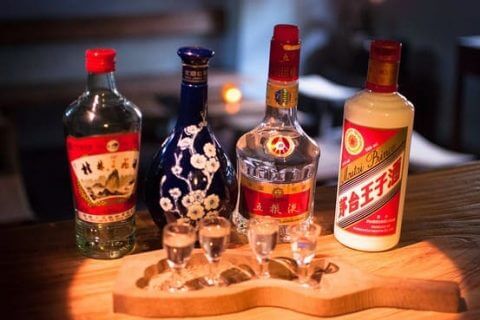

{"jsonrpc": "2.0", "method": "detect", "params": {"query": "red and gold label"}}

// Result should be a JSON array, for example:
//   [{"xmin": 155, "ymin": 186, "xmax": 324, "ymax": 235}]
[
  {"xmin": 336, "ymin": 120, "xmax": 407, "ymax": 236},
  {"xmin": 266, "ymin": 82, "xmax": 298, "ymax": 109},
  {"xmin": 66, "ymin": 132, "xmax": 140, "ymax": 223},
  {"xmin": 240, "ymin": 175, "xmax": 313, "ymax": 224}
]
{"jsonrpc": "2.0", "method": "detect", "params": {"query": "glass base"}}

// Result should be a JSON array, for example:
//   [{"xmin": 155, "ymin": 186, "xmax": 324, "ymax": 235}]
[
  {"xmin": 75, "ymin": 216, "xmax": 135, "ymax": 259},
  {"xmin": 161, "ymin": 281, "xmax": 189, "ymax": 293}
]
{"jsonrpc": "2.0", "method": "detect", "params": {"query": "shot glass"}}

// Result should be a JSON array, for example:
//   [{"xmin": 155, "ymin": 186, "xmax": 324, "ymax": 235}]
[
  {"xmin": 247, "ymin": 216, "xmax": 279, "ymax": 279},
  {"xmin": 288, "ymin": 222, "xmax": 321, "ymax": 287},
  {"xmin": 198, "ymin": 216, "xmax": 231, "ymax": 286},
  {"xmin": 162, "ymin": 221, "xmax": 196, "ymax": 292}
]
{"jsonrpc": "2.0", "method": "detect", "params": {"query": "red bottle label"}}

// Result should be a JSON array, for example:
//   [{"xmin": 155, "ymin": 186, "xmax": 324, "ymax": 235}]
[
  {"xmin": 336, "ymin": 120, "xmax": 407, "ymax": 236},
  {"xmin": 66, "ymin": 132, "xmax": 140, "ymax": 223},
  {"xmin": 240, "ymin": 175, "xmax": 313, "ymax": 224}
]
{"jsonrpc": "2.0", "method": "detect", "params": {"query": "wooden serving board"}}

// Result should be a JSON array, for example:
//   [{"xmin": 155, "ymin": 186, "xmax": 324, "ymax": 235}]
[{"xmin": 113, "ymin": 245, "xmax": 461, "ymax": 318}]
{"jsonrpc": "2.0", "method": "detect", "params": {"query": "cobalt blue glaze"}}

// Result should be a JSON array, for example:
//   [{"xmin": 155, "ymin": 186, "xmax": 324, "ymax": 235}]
[{"xmin": 145, "ymin": 47, "xmax": 238, "ymax": 229}]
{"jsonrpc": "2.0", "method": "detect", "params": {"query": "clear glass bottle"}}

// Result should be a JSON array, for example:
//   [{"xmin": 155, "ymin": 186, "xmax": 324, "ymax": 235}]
[
  {"xmin": 235, "ymin": 25, "xmax": 320, "ymax": 242},
  {"xmin": 63, "ymin": 48, "xmax": 142, "ymax": 259},
  {"xmin": 334, "ymin": 40, "xmax": 414, "ymax": 251}
]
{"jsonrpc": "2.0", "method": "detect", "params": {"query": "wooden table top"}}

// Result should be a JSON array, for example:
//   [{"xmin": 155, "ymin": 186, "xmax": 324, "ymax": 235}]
[{"xmin": 1, "ymin": 162, "xmax": 480, "ymax": 319}]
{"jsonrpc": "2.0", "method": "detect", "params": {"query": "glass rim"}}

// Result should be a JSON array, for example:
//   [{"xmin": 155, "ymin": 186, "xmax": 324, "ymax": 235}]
[
  {"xmin": 163, "ymin": 221, "xmax": 196, "ymax": 236},
  {"xmin": 248, "ymin": 216, "xmax": 280, "ymax": 227},
  {"xmin": 198, "ymin": 216, "xmax": 231, "ymax": 229},
  {"xmin": 288, "ymin": 222, "xmax": 321, "ymax": 237}
]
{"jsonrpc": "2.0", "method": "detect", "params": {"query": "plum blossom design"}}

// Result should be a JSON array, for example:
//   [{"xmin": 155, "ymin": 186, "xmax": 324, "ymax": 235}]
[
  {"xmin": 192, "ymin": 190, "xmax": 206, "ymax": 203},
  {"xmin": 185, "ymin": 125, "xmax": 201, "ymax": 135},
  {"xmin": 178, "ymin": 138, "xmax": 193, "ymax": 150},
  {"xmin": 158, "ymin": 114, "xmax": 222, "ymax": 225},
  {"xmin": 190, "ymin": 154, "xmax": 207, "ymax": 169},
  {"xmin": 169, "ymin": 188, "xmax": 181, "ymax": 199},
  {"xmin": 204, "ymin": 194, "xmax": 220, "ymax": 210},
  {"xmin": 205, "ymin": 158, "xmax": 220, "ymax": 173},
  {"xmin": 187, "ymin": 204, "xmax": 205, "ymax": 220},
  {"xmin": 203, "ymin": 143, "xmax": 216, "ymax": 158},
  {"xmin": 171, "ymin": 165, "xmax": 182, "ymax": 175},
  {"xmin": 159, "ymin": 197, "xmax": 173, "ymax": 211},
  {"xmin": 181, "ymin": 193, "xmax": 195, "ymax": 207}
]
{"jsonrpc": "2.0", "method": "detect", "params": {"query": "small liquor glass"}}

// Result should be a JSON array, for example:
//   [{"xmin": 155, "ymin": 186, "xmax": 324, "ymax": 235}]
[
  {"xmin": 288, "ymin": 222, "xmax": 321, "ymax": 287},
  {"xmin": 162, "ymin": 222, "xmax": 196, "ymax": 292},
  {"xmin": 198, "ymin": 216, "xmax": 231, "ymax": 286},
  {"xmin": 247, "ymin": 216, "xmax": 279, "ymax": 279}
]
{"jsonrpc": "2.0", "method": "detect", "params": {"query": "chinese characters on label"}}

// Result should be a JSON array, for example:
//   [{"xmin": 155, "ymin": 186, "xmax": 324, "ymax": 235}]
[
  {"xmin": 240, "ymin": 175, "xmax": 312, "ymax": 224},
  {"xmin": 66, "ymin": 132, "xmax": 140, "ymax": 223},
  {"xmin": 336, "ymin": 120, "xmax": 407, "ymax": 236}
]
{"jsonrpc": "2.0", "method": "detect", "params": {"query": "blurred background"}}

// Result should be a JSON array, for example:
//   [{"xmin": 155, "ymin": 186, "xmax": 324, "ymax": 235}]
[{"xmin": 0, "ymin": 0, "xmax": 479, "ymax": 224}]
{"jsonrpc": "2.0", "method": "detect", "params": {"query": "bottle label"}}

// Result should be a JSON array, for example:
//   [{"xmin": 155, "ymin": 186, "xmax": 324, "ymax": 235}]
[
  {"xmin": 336, "ymin": 120, "xmax": 407, "ymax": 236},
  {"xmin": 66, "ymin": 132, "xmax": 140, "ymax": 223},
  {"xmin": 240, "ymin": 175, "xmax": 312, "ymax": 224},
  {"xmin": 266, "ymin": 82, "xmax": 298, "ymax": 108},
  {"xmin": 182, "ymin": 65, "xmax": 208, "ymax": 84}
]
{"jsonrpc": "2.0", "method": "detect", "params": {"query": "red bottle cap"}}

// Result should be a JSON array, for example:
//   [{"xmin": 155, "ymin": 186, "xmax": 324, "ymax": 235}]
[
  {"xmin": 369, "ymin": 40, "xmax": 401, "ymax": 62},
  {"xmin": 85, "ymin": 48, "xmax": 116, "ymax": 73},
  {"xmin": 268, "ymin": 24, "xmax": 301, "ymax": 81},
  {"xmin": 366, "ymin": 40, "xmax": 402, "ymax": 93}
]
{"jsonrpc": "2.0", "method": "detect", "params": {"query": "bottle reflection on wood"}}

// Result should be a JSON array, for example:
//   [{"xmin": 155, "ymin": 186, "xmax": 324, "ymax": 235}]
[{"xmin": 145, "ymin": 47, "xmax": 237, "ymax": 230}]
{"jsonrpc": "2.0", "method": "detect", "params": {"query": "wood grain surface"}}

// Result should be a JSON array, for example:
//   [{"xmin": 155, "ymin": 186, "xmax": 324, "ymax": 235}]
[
  {"xmin": 113, "ymin": 250, "xmax": 460, "ymax": 317},
  {"xmin": 1, "ymin": 161, "xmax": 480, "ymax": 319}
]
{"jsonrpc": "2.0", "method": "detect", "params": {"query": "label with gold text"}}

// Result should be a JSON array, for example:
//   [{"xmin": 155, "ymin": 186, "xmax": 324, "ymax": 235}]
[
  {"xmin": 336, "ymin": 120, "xmax": 407, "ymax": 236},
  {"xmin": 240, "ymin": 175, "xmax": 313, "ymax": 224},
  {"xmin": 66, "ymin": 132, "xmax": 140, "ymax": 223}
]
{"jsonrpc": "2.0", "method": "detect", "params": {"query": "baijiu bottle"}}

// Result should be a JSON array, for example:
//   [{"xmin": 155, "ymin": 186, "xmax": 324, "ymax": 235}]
[
  {"xmin": 145, "ymin": 47, "xmax": 237, "ymax": 230},
  {"xmin": 64, "ymin": 49, "xmax": 142, "ymax": 259},
  {"xmin": 235, "ymin": 25, "xmax": 320, "ymax": 242}
]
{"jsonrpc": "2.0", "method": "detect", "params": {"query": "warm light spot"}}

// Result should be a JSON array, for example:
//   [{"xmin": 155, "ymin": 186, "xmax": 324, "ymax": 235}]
[{"xmin": 222, "ymin": 83, "xmax": 242, "ymax": 104}]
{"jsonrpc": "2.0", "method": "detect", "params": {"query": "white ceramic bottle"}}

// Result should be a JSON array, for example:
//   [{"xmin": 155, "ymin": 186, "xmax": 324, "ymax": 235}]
[{"xmin": 334, "ymin": 40, "xmax": 414, "ymax": 251}]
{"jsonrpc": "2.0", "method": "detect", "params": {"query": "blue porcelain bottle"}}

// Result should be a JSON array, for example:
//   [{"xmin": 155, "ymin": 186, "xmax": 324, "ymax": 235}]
[{"xmin": 145, "ymin": 47, "xmax": 237, "ymax": 229}]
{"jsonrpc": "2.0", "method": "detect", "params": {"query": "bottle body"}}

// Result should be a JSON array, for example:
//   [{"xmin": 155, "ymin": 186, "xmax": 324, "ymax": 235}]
[
  {"xmin": 334, "ymin": 90, "xmax": 414, "ymax": 251},
  {"xmin": 64, "ymin": 49, "xmax": 142, "ymax": 259},
  {"xmin": 145, "ymin": 47, "xmax": 237, "ymax": 229},
  {"xmin": 334, "ymin": 40, "xmax": 415, "ymax": 251},
  {"xmin": 235, "ymin": 93, "xmax": 320, "ymax": 241}
]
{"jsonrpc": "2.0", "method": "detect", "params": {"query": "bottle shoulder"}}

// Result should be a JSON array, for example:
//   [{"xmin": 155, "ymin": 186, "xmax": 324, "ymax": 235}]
[
  {"xmin": 344, "ymin": 90, "xmax": 414, "ymax": 128},
  {"xmin": 64, "ymin": 91, "xmax": 142, "ymax": 136},
  {"xmin": 236, "ymin": 124, "xmax": 320, "ymax": 165},
  {"xmin": 347, "ymin": 90, "xmax": 414, "ymax": 111}
]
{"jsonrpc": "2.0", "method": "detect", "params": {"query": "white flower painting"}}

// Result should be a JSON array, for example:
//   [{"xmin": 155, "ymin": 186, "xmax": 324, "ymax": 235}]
[
  {"xmin": 158, "ymin": 115, "xmax": 222, "ymax": 224},
  {"xmin": 203, "ymin": 143, "xmax": 216, "ymax": 158},
  {"xmin": 187, "ymin": 204, "xmax": 205, "ymax": 220},
  {"xmin": 168, "ymin": 188, "xmax": 181, "ymax": 199},
  {"xmin": 204, "ymin": 194, "xmax": 220, "ymax": 210},
  {"xmin": 159, "ymin": 197, "xmax": 173, "ymax": 211},
  {"xmin": 190, "ymin": 154, "xmax": 207, "ymax": 169}
]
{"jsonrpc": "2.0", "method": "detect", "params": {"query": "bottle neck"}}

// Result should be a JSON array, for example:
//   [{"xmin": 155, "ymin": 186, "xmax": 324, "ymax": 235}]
[
  {"xmin": 176, "ymin": 82, "xmax": 208, "ymax": 128},
  {"xmin": 264, "ymin": 79, "xmax": 298, "ymax": 126},
  {"xmin": 365, "ymin": 58, "xmax": 399, "ymax": 93},
  {"xmin": 86, "ymin": 72, "xmax": 118, "ymax": 93}
]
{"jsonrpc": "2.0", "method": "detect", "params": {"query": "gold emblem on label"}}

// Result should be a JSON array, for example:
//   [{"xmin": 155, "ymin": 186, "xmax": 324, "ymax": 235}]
[
  {"xmin": 266, "ymin": 135, "xmax": 295, "ymax": 158},
  {"xmin": 345, "ymin": 128, "xmax": 364, "ymax": 155},
  {"xmin": 272, "ymin": 188, "xmax": 284, "ymax": 198},
  {"xmin": 106, "ymin": 140, "xmax": 120, "ymax": 153}
]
